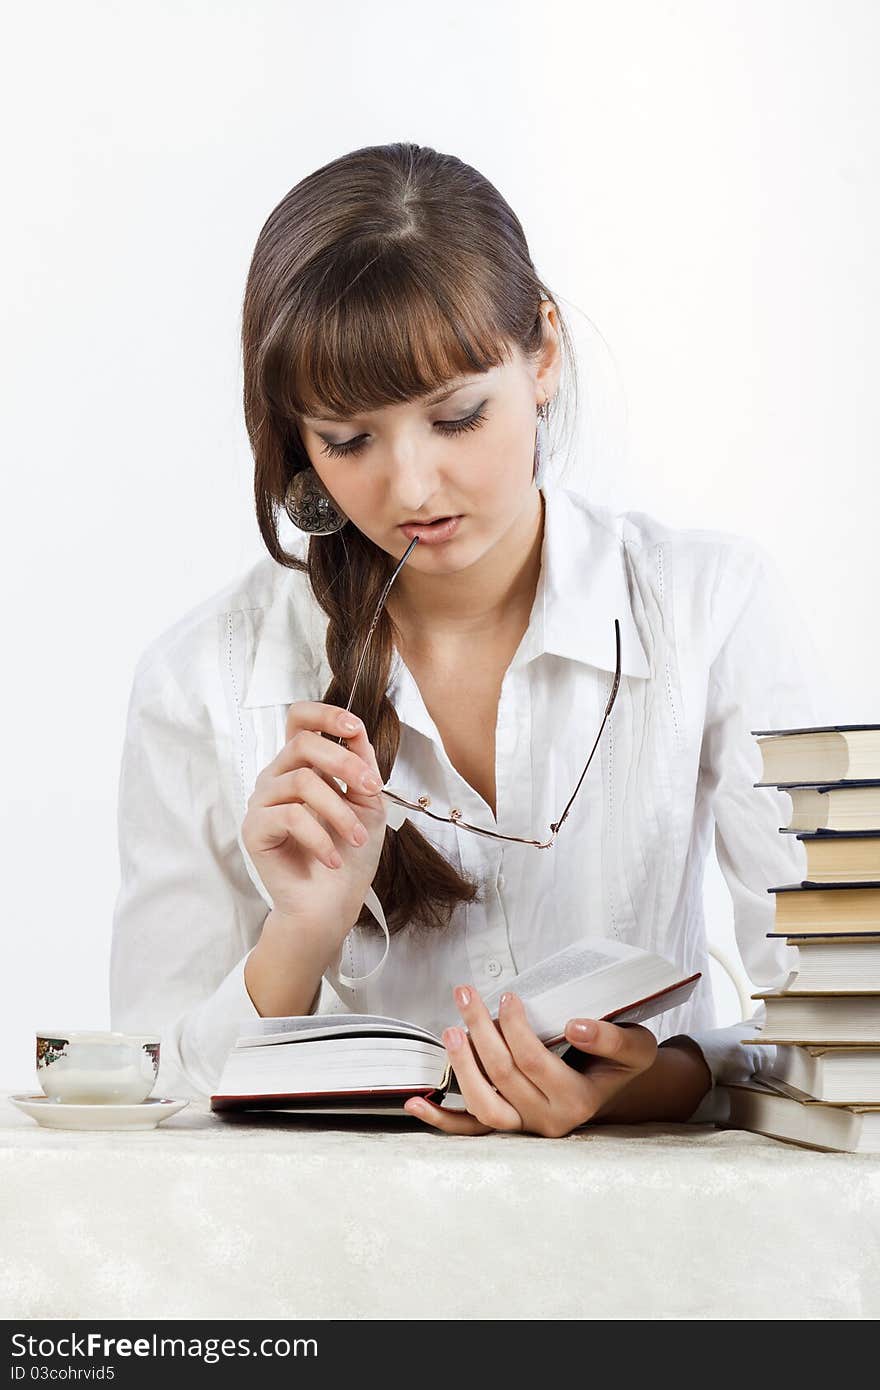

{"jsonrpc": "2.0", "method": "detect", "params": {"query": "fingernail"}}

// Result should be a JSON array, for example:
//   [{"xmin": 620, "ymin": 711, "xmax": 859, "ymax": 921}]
[
  {"xmin": 341, "ymin": 716, "xmax": 361, "ymax": 732},
  {"xmin": 499, "ymin": 992, "xmax": 515, "ymax": 1010},
  {"xmin": 570, "ymin": 1020, "xmax": 596, "ymax": 1039},
  {"xmin": 407, "ymin": 1100, "xmax": 425, "ymax": 1114},
  {"xmin": 362, "ymin": 773, "xmax": 382, "ymax": 792},
  {"xmin": 442, "ymin": 1027, "xmax": 463, "ymax": 1051},
  {"xmin": 454, "ymin": 986, "xmax": 471, "ymax": 1009}
]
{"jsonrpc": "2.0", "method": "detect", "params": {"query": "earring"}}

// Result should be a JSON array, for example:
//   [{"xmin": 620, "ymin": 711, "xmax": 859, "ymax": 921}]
[
  {"xmin": 532, "ymin": 398, "xmax": 552, "ymax": 489},
  {"xmin": 283, "ymin": 466, "xmax": 350, "ymax": 534}
]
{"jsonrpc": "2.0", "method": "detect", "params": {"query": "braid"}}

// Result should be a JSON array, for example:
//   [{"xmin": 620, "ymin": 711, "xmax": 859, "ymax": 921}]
[{"xmin": 307, "ymin": 523, "xmax": 483, "ymax": 939}]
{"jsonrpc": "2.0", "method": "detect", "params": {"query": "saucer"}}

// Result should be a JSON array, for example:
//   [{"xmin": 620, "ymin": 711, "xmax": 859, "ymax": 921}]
[{"xmin": 8, "ymin": 1093, "xmax": 189, "ymax": 1131}]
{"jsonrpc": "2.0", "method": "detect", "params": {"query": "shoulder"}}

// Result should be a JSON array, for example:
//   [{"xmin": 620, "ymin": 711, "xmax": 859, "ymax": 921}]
[
  {"xmin": 569, "ymin": 490, "xmax": 776, "ymax": 650},
  {"xmin": 128, "ymin": 541, "xmax": 315, "ymax": 715},
  {"xmin": 563, "ymin": 486, "xmax": 760, "ymax": 560},
  {"xmin": 616, "ymin": 500, "xmax": 768, "ymax": 585},
  {"xmin": 613, "ymin": 500, "xmax": 771, "ymax": 618}
]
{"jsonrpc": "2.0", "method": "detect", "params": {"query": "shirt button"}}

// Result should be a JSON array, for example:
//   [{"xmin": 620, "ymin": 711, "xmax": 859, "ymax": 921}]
[{"xmin": 486, "ymin": 959, "xmax": 502, "ymax": 978}]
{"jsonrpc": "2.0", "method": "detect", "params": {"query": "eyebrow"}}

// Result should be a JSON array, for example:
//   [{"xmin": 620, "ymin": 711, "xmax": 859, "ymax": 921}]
[
  {"xmin": 302, "ymin": 377, "xmax": 478, "ymax": 425},
  {"xmin": 421, "ymin": 377, "xmax": 475, "ymax": 405}
]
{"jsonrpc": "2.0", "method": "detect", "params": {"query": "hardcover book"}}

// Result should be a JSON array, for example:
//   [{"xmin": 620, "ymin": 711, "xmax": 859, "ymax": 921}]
[
  {"xmin": 768, "ymin": 881, "xmax": 880, "ymax": 934},
  {"xmin": 211, "ymin": 936, "xmax": 700, "ymax": 1118},
  {"xmin": 720, "ymin": 1077, "xmax": 880, "ymax": 1153},
  {"xmin": 751, "ymin": 724, "xmax": 880, "ymax": 784}
]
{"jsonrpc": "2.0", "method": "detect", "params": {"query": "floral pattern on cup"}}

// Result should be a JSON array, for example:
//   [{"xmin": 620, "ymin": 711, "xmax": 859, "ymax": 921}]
[{"xmin": 36, "ymin": 1037, "xmax": 68, "ymax": 1069}]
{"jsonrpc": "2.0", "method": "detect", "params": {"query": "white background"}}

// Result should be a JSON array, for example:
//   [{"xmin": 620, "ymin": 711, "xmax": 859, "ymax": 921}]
[{"xmin": 2, "ymin": 0, "xmax": 877, "ymax": 1090}]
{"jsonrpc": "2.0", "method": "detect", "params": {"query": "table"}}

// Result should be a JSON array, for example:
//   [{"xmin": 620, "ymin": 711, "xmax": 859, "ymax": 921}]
[{"xmin": 2, "ymin": 1094, "xmax": 879, "ymax": 1320}]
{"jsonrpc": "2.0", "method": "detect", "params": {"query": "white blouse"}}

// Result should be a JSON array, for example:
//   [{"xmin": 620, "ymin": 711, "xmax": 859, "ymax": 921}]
[{"xmin": 108, "ymin": 483, "xmax": 833, "ymax": 1124}]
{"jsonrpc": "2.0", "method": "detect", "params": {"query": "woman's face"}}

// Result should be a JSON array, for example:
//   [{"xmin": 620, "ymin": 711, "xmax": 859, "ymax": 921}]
[{"xmin": 295, "ymin": 305, "xmax": 561, "ymax": 574}]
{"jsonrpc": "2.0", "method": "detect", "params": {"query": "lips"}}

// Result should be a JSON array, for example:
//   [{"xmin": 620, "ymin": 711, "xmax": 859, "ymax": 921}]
[{"xmin": 399, "ymin": 515, "xmax": 463, "ymax": 543}]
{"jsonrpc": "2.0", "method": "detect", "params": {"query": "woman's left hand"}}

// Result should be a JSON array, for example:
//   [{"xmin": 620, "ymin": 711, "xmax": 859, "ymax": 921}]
[{"xmin": 403, "ymin": 984, "xmax": 658, "ymax": 1136}]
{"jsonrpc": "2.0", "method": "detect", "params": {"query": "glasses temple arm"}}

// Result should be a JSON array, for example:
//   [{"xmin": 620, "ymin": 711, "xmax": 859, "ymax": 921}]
[
  {"xmin": 333, "ymin": 536, "xmax": 421, "ymax": 742},
  {"xmin": 551, "ymin": 618, "xmax": 622, "ymax": 835}
]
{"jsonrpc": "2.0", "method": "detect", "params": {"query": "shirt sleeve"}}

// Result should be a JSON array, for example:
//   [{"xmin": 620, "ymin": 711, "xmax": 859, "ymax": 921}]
[
  {"xmin": 108, "ymin": 640, "xmax": 319, "ymax": 1101},
  {"xmin": 678, "ymin": 537, "xmax": 839, "ymax": 1124}
]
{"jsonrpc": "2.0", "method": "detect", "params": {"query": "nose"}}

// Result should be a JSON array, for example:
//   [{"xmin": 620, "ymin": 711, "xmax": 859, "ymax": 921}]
[{"xmin": 371, "ymin": 412, "xmax": 464, "ymax": 521}]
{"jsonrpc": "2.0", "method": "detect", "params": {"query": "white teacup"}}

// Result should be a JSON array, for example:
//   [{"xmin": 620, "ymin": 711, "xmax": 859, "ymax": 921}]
[{"xmin": 36, "ymin": 1030, "xmax": 161, "ymax": 1104}]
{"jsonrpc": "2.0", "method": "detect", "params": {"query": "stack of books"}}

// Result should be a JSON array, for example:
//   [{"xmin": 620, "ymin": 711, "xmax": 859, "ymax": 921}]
[{"xmin": 718, "ymin": 724, "xmax": 880, "ymax": 1153}]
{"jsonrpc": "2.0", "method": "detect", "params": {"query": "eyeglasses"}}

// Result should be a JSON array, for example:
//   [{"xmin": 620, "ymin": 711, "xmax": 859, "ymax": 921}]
[{"xmin": 332, "ymin": 535, "xmax": 621, "ymax": 849}]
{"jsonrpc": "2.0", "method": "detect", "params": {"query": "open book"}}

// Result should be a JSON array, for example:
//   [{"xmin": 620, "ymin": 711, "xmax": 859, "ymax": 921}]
[{"xmin": 210, "ymin": 936, "xmax": 700, "ymax": 1118}]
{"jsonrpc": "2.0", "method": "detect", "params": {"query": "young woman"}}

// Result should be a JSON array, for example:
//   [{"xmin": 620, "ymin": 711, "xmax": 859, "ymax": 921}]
[{"xmin": 109, "ymin": 141, "xmax": 828, "ymax": 1135}]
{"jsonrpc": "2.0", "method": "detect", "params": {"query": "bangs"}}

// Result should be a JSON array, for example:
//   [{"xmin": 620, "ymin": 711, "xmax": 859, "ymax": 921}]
[{"xmin": 261, "ymin": 240, "xmax": 516, "ymax": 424}]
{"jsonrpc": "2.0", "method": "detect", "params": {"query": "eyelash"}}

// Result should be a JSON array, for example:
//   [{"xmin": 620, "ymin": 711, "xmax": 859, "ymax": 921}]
[{"xmin": 318, "ymin": 404, "xmax": 489, "ymax": 459}]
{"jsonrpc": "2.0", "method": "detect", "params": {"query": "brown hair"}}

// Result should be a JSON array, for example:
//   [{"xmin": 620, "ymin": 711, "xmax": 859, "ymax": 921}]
[{"xmin": 241, "ymin": 141, "xmax": 579, "ymax": 938}]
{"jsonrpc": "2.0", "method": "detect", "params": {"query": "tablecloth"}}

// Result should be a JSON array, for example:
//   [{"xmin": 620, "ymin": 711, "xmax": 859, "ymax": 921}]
[{"xmin": 2, "ymin": 1094, "xmax": 879, "ymax": 1320}]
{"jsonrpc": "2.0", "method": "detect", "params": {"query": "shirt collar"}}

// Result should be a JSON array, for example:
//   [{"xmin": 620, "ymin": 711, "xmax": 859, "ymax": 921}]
[
  {"xmin": 508, "ymin": 483, "xmax": 651, "ymax": 678},
  {"xmin": 241, "ymin": 483, "xmax": 651, "ymax": 710}
]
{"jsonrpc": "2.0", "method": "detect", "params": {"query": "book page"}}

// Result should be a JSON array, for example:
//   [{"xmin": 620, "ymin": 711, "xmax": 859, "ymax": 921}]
[
  {"xmin": 236, "ymin": 1014, "xmax": 441, "ymax": 1048},
  {"xmin": 230, "ymin": 1039, "xmax": 444, "ymax": 1065},
  {"xmin": 480, "ymin": 938, "xmax": 640, "ymax": 1013}
]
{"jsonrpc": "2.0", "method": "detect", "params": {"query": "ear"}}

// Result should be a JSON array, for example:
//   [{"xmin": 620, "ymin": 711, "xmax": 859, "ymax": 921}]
[{"xmin": 535, "ymin": 299, "xmax": 563, "ymax": 403}]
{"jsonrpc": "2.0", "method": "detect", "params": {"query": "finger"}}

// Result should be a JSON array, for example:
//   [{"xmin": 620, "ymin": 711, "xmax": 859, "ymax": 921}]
[
  {"xmin": 563, "ymin": 1018, "xmax": 657, "ymax": 1071},
  {"xmin": 441, "ymin": 1026, "xmax": 524, "ymax": 1131},
  {"xmin": 454, "ymin": 986, "xmax": 549, "ymax": 1110},
  {"xmin": 246, "ymin": 799, "xmax": 345, "ymax": 868},
  {"xmin": 284, "ymin": 701, "xmax": 365, "ymax": 743},
  {"xmin": 275, "ymin": 728, "xmax": 383, "ymax": 805},
  {"xmin": 283, "ymin": 701, "xmax": 385, "ymax": 802},
  {"xmin": 329, "ymin": 730, "xmax": 387, "ymax": 809},
  {"xmin": 311, "ymin": 702, "xmax": 382, "ymax": 784},
  {"xmin": 494, "ymin": 992, "xmax": 580, "ymax": 1098},
  {"xmin": 262, "ymin": 766, "xmax": 370, "ymax": 850},
  {"xmin": 403, "ymin": 1096, "xmax": 495, "ymax": 1135},
  {"xmin": 332, "ymin": 721, "xmax": 383, "ymax": 782}
]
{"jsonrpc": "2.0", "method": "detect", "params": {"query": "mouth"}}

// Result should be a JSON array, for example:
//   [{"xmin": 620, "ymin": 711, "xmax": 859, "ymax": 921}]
[{"xmin": 398, "ymin": 515, "xmax": 464, "ymax": 542}]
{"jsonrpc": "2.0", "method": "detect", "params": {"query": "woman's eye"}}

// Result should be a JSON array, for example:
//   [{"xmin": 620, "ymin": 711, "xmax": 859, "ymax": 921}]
[
  {"xmin": 319, "ymin": 435, "xmax": 368, "ymax": 459},
  {"xmin": 318, "ymin": 404, "xmax": 489, "ymax": 459},
  {"xmin": 435, "ymin": 404, "xmax": 488, "ymax": 438}
]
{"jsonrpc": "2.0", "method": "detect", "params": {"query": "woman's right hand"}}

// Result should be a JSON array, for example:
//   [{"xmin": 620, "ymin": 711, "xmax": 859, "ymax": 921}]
[{"xmin": 241, "ymin": 701, "xmax": 389, "ymax": 950}]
